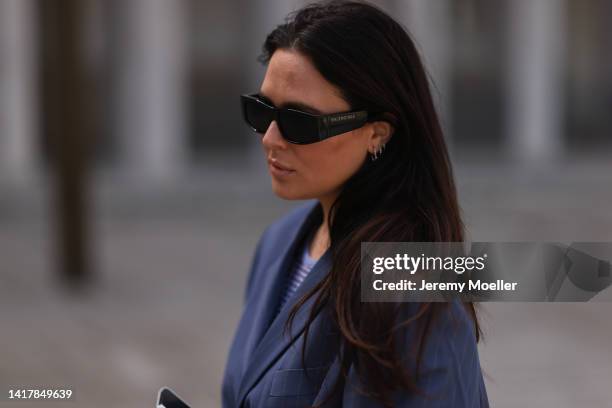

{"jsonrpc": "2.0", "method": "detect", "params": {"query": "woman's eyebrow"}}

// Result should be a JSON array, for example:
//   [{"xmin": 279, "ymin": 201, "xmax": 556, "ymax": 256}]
[{"xmin": 258, "ymin": 91, "xmax": 323, "ymax": 115}]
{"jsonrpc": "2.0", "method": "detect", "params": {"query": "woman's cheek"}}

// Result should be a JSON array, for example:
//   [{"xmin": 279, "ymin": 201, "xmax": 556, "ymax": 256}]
[{"xmin": 320, "ymin": 159, "xmax": 348, "ymax": 192}]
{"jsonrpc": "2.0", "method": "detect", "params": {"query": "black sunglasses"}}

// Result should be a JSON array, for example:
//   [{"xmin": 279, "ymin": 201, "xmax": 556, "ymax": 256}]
[{"xmin": 240, "ymin": 93, "xmax": 376, "ymax": 145}]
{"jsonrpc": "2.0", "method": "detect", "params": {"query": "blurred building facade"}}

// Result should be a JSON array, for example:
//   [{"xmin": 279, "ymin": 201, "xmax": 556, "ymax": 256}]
[{"xmin": 1, "ymin": 0, "xmax": 611, "ymax": 186}]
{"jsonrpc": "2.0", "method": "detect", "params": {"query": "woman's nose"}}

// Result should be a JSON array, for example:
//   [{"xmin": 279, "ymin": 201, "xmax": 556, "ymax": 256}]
[{"xmin": 261, "ymin": 120, "xmax": 288, "ymax": 150}]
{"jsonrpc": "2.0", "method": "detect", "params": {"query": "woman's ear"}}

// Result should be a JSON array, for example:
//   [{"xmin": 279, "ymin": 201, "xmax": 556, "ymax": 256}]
[{"xmin": 367, "ymin": 120, "xmax": 395, "ymax": 153}]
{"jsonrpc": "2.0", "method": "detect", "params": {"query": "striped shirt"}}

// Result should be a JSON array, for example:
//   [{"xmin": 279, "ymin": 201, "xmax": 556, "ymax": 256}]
[{"xmin": 275, "ymin": 236, "xmax": 317, "ymax": 315}]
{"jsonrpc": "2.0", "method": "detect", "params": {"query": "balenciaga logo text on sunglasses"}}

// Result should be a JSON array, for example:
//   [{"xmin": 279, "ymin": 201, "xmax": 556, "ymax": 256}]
[{"xmin": 330, "ymin": 113, "xmax": 356, "ymax": 123}]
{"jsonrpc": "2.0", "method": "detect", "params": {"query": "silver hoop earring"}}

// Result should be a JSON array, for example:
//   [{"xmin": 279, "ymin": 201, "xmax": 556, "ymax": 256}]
[{"xmin": 370, "ymin": 143, "xmax": 385, "ymax": 161}]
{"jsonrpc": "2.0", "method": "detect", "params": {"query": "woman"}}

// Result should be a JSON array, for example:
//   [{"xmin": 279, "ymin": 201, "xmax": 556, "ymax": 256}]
[{"xmin": 222, "ymin": 1, "xmax": 489, "ymax": 407}]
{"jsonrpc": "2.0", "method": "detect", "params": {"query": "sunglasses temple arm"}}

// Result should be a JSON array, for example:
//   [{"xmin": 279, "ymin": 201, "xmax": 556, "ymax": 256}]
[{"xmin": 319, "ymin": 111, "xmax": 369, "ymax": 140}]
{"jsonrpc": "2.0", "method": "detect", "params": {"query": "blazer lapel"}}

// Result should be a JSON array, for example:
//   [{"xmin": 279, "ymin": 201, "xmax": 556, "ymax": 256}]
[
  {"xmin": 242, "ymin": 202, "xmax": 320, "ymax": 365},
  {"xmin": 237, "ymin": 215, "xmax": 332, "ymax": 406}
]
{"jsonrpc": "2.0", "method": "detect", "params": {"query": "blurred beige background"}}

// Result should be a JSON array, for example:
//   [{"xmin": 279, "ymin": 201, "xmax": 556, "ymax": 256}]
[{"xmin": 1, "ymin": 0, "xmax": 611, "ymax": 407}]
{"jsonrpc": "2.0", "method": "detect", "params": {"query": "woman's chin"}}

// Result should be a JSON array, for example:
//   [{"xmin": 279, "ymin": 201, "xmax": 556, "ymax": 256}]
[
  {"xmin": 271, "ymin": 182, "xmax": 309, "ymax": 200},
  {"xmin": 271, "ymin": 186, "xmax": 299, "ymax": 200}
]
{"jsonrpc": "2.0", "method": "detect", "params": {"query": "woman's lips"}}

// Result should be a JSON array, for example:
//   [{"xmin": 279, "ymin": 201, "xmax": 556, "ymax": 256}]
[{"xmin": 267, "ymin": 159, "xmax": 296, "ymax": 177}]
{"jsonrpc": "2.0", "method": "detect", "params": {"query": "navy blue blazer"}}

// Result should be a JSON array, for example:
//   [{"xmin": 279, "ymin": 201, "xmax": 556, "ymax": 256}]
[{"xmin": 221, "ymin": 200, "xmax": 489, "ymax": 407}]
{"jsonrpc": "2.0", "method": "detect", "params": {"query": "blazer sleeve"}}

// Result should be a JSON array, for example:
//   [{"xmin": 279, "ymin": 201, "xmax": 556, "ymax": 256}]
[{"xmin": 340, "ymin": 303, "xmax": 488, "ymax": 407}]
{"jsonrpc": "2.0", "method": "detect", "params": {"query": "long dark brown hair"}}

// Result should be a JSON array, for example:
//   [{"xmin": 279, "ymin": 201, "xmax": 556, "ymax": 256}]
[{"xmin": 258, "ymin": 1, "xmax": 481, "ymax": 406}]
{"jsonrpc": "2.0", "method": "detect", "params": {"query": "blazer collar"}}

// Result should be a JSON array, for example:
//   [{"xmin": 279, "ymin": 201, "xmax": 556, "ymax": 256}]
[{"xmin": 237, "ymin": 202, "xmax": 332, "ymax": 406}]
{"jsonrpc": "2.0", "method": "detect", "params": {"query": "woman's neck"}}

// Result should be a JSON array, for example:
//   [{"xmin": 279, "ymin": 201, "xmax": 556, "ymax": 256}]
[{"xmin": 308, "ymin": 194, "xmax": 336, "ymax": 259}]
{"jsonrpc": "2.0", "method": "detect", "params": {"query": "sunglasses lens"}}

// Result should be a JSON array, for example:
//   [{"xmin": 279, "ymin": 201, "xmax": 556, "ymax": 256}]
[
  {"xmin": 243, "ymin": 97, "xmax": 273, "ymax": 133},
  {"xmin": 279, "ymin": 110, "xmax": 320, "ymax": 144}
]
